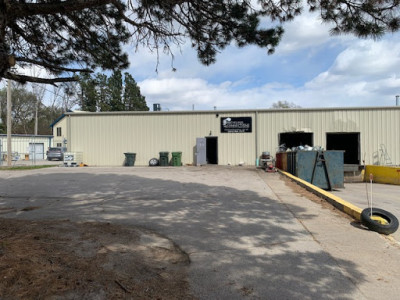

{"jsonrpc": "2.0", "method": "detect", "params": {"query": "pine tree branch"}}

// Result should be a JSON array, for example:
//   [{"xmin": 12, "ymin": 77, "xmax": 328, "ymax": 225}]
[
  {"xmin": 16, "ymin": 57, "xmax": 93, "ymax": 73},
  {"xmin": 4, "ymin": 72, "xmax": 77, "ymax": 85},
  {"xmin": 8, "ymin": 0, "xmax": 113, "ymax": 18}
]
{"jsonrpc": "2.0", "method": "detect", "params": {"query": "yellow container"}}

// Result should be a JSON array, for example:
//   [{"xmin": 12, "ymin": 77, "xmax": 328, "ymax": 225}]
[{"xmin": 364, "ymin": 165, "xmax": 400, "ymax": 185}]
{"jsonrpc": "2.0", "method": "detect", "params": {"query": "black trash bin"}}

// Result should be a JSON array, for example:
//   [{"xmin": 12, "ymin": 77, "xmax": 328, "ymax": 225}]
[
  {"xmin": 159, "ymin": 152, "xmax": 169, "ymax": 166},
  {"xmin": 124, "ymin": 152, "xmax": 136, "ymax": 166}
]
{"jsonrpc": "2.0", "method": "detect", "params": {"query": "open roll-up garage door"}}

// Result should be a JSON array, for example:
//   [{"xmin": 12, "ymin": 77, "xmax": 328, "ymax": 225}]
[
  {"xmin": 326, "ymin": 132, "xmax": 360, "ymax": 165},
  {"xmin": 279, "ymin": 132, "xmax": 313, "ymax": 149}
]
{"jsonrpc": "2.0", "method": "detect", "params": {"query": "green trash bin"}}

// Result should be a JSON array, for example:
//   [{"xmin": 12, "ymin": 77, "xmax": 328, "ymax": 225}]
[
  {"xmin": 172, "ymin": 152, "xmax": 182, "ymax": 166},
  {"xmin": 124, "ymin": 152, "xmax": 136, "ymax": 166},
  {"xmin": 159, "ymin": 152, "xmax": 169, "ymax": 166}
]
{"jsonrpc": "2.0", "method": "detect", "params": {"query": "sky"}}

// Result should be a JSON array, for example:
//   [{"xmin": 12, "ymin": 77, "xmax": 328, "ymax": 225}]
[
  {"xmin": 2, "ymin": 7, "xmax": 400, "ymax": 112},
  {"xmin": 125, "ymin": 9, "xmax": 400, "ymax": 111}
]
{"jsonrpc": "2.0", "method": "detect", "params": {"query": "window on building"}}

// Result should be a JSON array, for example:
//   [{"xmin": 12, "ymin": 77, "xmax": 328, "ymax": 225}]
[
  {"xmin": 57, "ymin": 127, "xmax": 62, "ymax": 136},
  {"xmin": 57, "ymin": 143, "xmax": 62, "ymax": 147}
]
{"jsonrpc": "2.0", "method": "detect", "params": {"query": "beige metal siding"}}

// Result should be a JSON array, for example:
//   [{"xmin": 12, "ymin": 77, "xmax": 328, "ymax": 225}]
[
  {"xmin": 0, "ymin": 135, "xmax": 52, "ymax": 158},
  {"xmin": 218, "ymin": 112, "xmax": 256, "ymax": 165},
  {"xmin": 52, "ymin": 117, "xmax": 68, "ymax": 147},
  {"xmin": 69, "ymin": 112, "xmax": 256, "ymax": 166},
  {"xmin": 59, "ymin": 107, "xmax": 400, "ymax": 166},
  {"xmin": 257, "ymin": 107, "xmax": 400, "ymax": 165}
]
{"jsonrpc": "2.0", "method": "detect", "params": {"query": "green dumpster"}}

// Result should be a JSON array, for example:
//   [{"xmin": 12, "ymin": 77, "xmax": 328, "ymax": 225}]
[
  {"xmin": 296, "ymin": 150, "xmax": 344, "ymax": 190},
  {"xmin": 159, "ymin": 152, "xmax": 169, "ymax": 166},
  {"xmin": 172, "ymin": 152, "xmax": 182, "ymax": 167},
  {"xmin": 124, "ymin": 152, "xmax": 136, "ymax": 166}
]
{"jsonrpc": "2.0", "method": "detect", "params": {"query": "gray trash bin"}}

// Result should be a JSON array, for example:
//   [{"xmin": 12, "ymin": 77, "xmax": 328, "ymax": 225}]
[{"xmin": 124, "ymin": 152, "xmax": 136, "ymax": 166}]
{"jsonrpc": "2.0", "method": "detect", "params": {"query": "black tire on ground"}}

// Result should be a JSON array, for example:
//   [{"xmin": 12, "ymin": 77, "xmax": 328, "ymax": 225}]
[
  {"xmin": 149, "ymin": 158, "xmax": 159, "ymax": 166},
  {"xmin": 361, "ymin": 207, "xmax": 399, "ymax": 235}
]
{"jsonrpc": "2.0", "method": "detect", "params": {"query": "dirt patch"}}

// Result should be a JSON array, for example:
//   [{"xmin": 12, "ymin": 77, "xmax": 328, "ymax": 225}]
[{"xmin": 0, "ymin": 219, "xmax": 194, "ymax": 299}]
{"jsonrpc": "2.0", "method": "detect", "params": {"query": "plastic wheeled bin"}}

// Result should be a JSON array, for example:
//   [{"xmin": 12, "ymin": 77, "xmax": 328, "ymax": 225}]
[
  {"xmin": 124, "ymin": 152, "xmax": 136, "ymax": 166},
  {"xmin": 171, "ymin": 152, "xmax": 182, "ymax": 166},
  {"xmin": 159, "ymin": 152, "xmax": 169, "ymax": 166}
]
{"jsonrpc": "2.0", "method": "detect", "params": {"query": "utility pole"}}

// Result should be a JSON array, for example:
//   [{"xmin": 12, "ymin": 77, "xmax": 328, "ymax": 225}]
[
  {"xmin": 34, "ymin": 99, "xmax": 38, "ymax": 135},
  {"xmin": 7, "ymin": 79, "xmax": 12, "ymax": 166}
]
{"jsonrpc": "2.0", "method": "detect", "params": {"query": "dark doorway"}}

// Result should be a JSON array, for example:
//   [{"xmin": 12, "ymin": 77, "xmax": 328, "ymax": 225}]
[
  {"xmin": 279, "ymin": 132, "xmax": 313, "ymax": 149},
  {"xmin": 326, "ymin": 132, "xmax": 360, "ymax": 164},
  {"xmin": 206, "ymin": 136, "xmax": 218, "ymax": 164}
]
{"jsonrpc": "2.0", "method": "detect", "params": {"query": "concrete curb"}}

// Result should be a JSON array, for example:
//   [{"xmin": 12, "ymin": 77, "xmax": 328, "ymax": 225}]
[{"xmin": 278, "ymin": 170, "xmax": 362, "ymax": 221}]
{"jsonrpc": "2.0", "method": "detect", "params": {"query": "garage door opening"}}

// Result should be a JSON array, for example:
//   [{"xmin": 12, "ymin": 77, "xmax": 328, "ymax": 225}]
[
  {"xmin": 279, "ymin": 132, "xmax": 313, "ymax": 149},
  {"xmin": 29, "ymin": 143, "xmax": 44, "ymax": 160},
  {"xmin": 206, "ymin": 137, "xmax": 218, "ymax": 164},
  {"xmin": 326, "ymin": 132, "xmax": 360, "ymax": 164}
]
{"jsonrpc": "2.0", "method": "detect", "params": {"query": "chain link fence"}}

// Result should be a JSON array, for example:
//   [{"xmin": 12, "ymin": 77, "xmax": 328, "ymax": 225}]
[{"xmin": 0, "ymin": 135, "xmax": 53, "ymax": 166}]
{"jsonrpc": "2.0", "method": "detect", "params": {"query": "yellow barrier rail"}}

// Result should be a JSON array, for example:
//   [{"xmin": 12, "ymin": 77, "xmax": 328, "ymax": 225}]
[{"xmin": 364, "ymin": 165, "xmax": 400, "ymax": 185}]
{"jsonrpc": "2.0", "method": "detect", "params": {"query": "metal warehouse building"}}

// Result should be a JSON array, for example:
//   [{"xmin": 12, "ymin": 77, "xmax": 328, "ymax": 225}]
[
  {"xmin": 52, "ymin": 106, "xmax": 400, "ymax": 167},
  {"xmin": 0, "ymin": 134, "xmax": 53, "ymax": 161}
]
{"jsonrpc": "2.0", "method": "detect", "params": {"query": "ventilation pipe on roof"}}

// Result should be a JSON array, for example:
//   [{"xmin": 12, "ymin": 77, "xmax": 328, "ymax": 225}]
[{"xmin": 153, "ymin": 103, "xmax": 161, "ymax": 111}]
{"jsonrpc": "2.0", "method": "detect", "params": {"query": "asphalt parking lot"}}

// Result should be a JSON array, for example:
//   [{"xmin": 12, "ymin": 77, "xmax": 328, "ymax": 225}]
[{"xmin": 1, "ymin": 166, "xmax": 400, "ymax": 299}]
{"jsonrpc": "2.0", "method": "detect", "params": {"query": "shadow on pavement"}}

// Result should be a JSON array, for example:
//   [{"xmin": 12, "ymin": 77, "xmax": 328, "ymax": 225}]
[{"xmin": 0, "ymin": 169, "xmax": 365, "ymax": 298}]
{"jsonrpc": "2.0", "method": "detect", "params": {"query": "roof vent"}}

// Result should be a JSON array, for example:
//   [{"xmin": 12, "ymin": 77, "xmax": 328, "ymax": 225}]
[{"xmin": 153, "ymin": 103, "xmax": 161, "ymax": 111}]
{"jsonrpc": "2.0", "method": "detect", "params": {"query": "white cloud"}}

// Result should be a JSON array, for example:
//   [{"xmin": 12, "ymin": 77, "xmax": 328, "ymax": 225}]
[
  {"xmin": 303, "ymin": 38, "xmax": 400, "ymax": 105},
  {"xmin": 139, "ymin": 76, "xmax": 298, "ymax": 111},
  {"xmin": 138, "ymin": 35, "xmax": 400, "ymax": 111},
  {"xmin": 278, "ymin": 13, "xmax": 331, "ymax": 54},
  {"xmin": 140, "ymin": 77, "xmax": 235, "ymax": 110},
  {"xmin": 4, "ymin": 2, "xmax": 398, "ymax": 112},
  {"xmin": 4, "ymin": 4, "xmax": 394, "ymax": 111},
  {"xmin": 127, "ymin": 8, "xmax": 345, "ymax": 82},
  {"xmin": 329, "ymin": 40, "xmax": 400, "ymax": 77}
]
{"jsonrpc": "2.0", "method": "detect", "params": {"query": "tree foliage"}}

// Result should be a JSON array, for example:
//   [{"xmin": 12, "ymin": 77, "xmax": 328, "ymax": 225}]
[
  {"xmin": 2, "ymin": 1, "xmax": 399, "ymax": 85},
  {"xmin": 79, "ymin": 71, "xmax": 149, "ymax": 112},
  {"xmin": 108, "ymin": 71, "xmax": 124, "ymax": 111},
  {"xmin": 79, "ymin": 73, "xmax": 98, "ymax": 112},
  {"xmin": 0, "ymin": 86, "xmax": 61, "ymax": 135},
  {"xmin": 123, "ymin": 73, "xmax": 149, "ymax": 111},
  {"xmin": 271, "ymin": 100, "xmax": 301, "ymax": 109}
]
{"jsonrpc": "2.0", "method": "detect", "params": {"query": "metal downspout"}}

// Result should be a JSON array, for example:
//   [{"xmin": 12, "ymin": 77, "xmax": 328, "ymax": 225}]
[
  {"xmin": 67, "ymin": 115, "xmax": 71, "ymax": 152},
  {"xmin": 255, "ymin": 110, "xmax": 258, "ymax": 166}
]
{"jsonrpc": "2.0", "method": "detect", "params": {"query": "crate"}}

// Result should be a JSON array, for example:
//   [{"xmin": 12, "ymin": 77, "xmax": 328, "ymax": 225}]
[{"xmin": 63, "ymin": 152, "xmax": 83, "ymax": 167}]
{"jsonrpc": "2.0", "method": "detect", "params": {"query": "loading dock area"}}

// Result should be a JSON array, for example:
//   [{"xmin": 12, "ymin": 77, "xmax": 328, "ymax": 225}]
[{"xmin": 326, "ymin": 132, "xmax": 360, "ymax": 165}]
